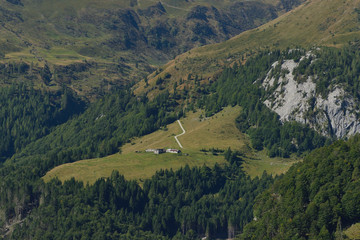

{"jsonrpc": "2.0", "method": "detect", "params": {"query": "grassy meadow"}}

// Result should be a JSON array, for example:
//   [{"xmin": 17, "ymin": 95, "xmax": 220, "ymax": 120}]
[
  {"xmin": 43, "ymin": 149, "xmax": 227, "ymax": 185},
  {"xmin": 43, "ymin": 106, "xmax": 300, "ymax": 184}
]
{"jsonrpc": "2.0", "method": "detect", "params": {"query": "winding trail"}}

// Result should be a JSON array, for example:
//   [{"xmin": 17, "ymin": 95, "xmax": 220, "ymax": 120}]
[{"xmin": 174, "ymin": 120, "xmax": 185, "ymax": 149}]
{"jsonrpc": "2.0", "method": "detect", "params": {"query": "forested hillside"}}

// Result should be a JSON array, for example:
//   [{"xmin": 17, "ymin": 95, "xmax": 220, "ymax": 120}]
[
  {"xmin": 239, "ymin": 135, "xmax": 360, "ymax": 240},
  {"xmin": 7, "ymin": 151, "xmax": 275, "ymax": 239},
  {"xmin": 2, "ymin": 0, "xmax": 360, "ymax": 238},
  {"xmin": 10, "ymin": 48, "xmax": 332, "ymax": 167},
  {"xmin": 10, "ymin": 89, "xmax": 180, "ymax": 167},
  {"xmin": 0, "ymin": 84, "xmax": 84, "ymax": 162},
  {"xmin": 0, "ymin": 87, "xmax": 183, "ymax": 238},
  {"xmin": 3, "ymin": 44, "xmax": 360, "ymax": 239},
  {"xmin": 197, "ymin": 49, "xmax": 329, "ymax": 157}
]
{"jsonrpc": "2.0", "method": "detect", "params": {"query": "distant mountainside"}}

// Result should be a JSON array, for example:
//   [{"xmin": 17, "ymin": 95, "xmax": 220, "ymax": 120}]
[
  {"xmin": 134, "ymin": 0, "xmax": 360, "ymax": 139},
  {"xmin": 0, "ymin": 0, "xmax": 303, "ymax": 98},
  {"xmin": 140, "ymin": 0, "xmax": 360, "ymax": 98}
]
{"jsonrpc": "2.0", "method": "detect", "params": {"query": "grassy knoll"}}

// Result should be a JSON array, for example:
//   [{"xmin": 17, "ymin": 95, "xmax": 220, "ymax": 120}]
[
  {"xmin": 43, "ymin": 149, "xmax": 226, "ymax": 185},
  {"xmin": 43, "ymin": 106, "xmax": 299, "ymax": 184}
]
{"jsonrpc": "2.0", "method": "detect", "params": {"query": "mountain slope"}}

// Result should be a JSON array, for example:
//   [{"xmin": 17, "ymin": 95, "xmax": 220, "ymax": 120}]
[
  {"xmin": 138, "ymin": 0, "xmax": 360, "ymax": 98},
  {"xmin": 261, "ymin": 48, "xmax": 360, "ymax": 139},
  {"xmin": 240, "ymin": 135, "xmax": 360, "ymax": 239},
  {"xmin": 1, "ymin": 0, "xmax": 360, "ymax": 239},
  {"xmin": 0, "ymin": 0, "xmax": 303, "ymax": 98}
]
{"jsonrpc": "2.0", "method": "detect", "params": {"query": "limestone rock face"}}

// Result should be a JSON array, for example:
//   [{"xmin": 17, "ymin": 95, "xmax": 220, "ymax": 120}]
[{"xmin": 262, "ymin": 56, "xmax": 360, "ymax": 138}]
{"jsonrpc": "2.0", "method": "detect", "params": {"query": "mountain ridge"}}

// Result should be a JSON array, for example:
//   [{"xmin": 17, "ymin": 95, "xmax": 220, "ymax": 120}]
[
  {"xmin": 0, "ymin": 0, "xmax": 303, "ymax": 99},
  {"xmin": 138, "ymin": 0, "xmax": 360, "ymax": 99}
]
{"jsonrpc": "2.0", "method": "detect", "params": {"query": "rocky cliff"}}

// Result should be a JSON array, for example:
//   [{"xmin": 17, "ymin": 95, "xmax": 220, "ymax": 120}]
[{"xmin": 261, "ymin": 53, "xmax": 360, "ymax": 138}]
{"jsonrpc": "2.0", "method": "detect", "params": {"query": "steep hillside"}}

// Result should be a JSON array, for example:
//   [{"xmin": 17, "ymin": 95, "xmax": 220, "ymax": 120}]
[
  {"xmin": 138, "ymin": 0, "xmax": 360, "ymax": 99},
  {"xmin": 240, "ymin": 135, "xmax": 360, "ymax": 239},
  {"xmin": 0, "ymin": 0, "xmax": 302, "ymax": 99},
  {"xmin": 261, "ymin": 48, "xmax": 360, "ymax": 138},
  {"xmin": 0, "ymin": 84, "xmax": 84, "ymax": 162}
]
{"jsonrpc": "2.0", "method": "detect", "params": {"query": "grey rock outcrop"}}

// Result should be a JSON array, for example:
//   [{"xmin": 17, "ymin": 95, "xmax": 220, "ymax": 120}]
[{"xmin": 262, "ymin": 56, "xmax": 360, "ymax": 138}]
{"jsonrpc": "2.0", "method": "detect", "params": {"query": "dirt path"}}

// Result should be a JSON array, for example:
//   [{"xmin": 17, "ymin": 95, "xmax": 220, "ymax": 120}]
[{"xmin": 175, "ymin": 120, "xmax": 185, "ymax": 148}]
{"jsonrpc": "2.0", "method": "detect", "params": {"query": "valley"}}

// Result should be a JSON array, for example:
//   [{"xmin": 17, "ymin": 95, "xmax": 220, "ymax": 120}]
[{"xmin": 1, "ymin": 0, "xmax": 360, "ymax": 239}]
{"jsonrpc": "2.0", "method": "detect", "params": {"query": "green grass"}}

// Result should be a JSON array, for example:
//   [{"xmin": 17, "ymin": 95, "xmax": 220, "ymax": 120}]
[
  {"xmin": 38, "ymin": 47, "xmax": 89, "ymax": 65},
  {"xmin": 43, "ymin": 149, "xmax": 226, "ymax": 185},
  {"xmin": 122, "ymin": 106, "xmax": 247, "ymax": 153},
  {"xmin": 242, "ymin": 151, "xmax": 301, "ymax": 178},
  {"xmin": 345, "ymin": 223, "xmax": 360, "ymax": 240},
  {"xmin": 43, "ymin": 106, "xmax": 300, "ymax": 184},
  {"xmin": 4, "ymin": 49, "xmax": 35, "ymax": 62}
]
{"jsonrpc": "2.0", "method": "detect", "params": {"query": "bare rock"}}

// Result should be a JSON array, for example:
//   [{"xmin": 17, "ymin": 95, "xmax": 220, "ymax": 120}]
[{"xmin": 262, "ymin": 54, "xmax": 360, "ymax": 138}]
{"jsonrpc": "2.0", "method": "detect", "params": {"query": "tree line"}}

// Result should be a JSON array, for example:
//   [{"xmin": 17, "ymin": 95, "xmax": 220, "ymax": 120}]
[{"xmin": 11, "ymin": 152, "xmax": 274, "ymax": 240}]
